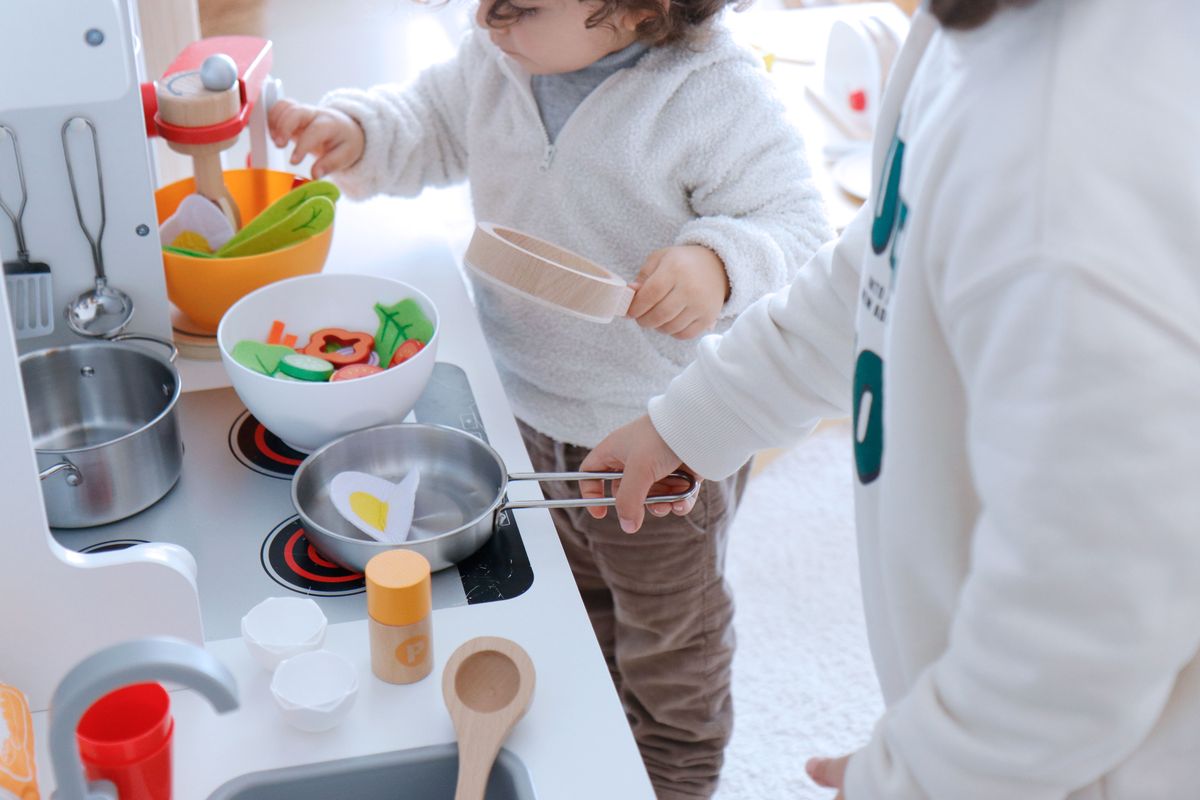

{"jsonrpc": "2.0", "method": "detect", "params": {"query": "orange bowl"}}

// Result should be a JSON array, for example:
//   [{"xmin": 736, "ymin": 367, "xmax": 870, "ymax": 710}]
[{"xmin": 155, "ymin": 169, "xmax": 334, "ymax": 332}]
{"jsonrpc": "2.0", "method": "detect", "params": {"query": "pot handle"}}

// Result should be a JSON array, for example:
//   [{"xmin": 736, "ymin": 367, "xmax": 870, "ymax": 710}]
[
  {"xmin": 40, "ymin": 461, "xmax": 82, "ymax": 486},
  {"xmin": 501, "ymin": 470, "xmax": 698, "ymax": 511},
  {"xmin": 110, "ymin": 332, "xmax": 179, "ymax": 363}
]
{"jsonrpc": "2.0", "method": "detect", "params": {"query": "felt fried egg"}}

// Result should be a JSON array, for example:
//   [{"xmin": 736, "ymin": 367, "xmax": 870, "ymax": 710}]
[{"xmin": 329, "ymin": 470, "xmax": 420, "ymax": 545}]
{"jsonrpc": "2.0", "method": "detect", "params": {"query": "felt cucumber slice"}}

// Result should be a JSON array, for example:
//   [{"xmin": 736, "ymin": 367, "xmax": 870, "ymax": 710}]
[
  {"xmin": 277, "ymin": 353, "xmax": 334, "ymax": 381},
  {"xmin": 216, "ymin": 179, "xmax": 340, "ymax": 256}
]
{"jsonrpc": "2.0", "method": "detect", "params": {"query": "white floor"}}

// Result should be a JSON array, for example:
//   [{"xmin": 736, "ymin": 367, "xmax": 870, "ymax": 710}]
[
  {"xmin": 717, "ymin": 421, "xmax": 882, "ymax": 799},
  {"xmin": 258, "ymin": 4, "xmax": 882, "ymax": 797}
]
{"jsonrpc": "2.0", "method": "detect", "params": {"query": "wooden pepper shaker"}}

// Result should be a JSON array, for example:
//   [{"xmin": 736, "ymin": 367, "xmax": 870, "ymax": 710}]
[{"xmin": 366, "ymin": 549, "xmax": 433, "ymax": 684}]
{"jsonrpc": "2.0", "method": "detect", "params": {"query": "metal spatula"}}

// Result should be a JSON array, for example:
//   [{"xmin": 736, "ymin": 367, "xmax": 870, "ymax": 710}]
[{"xmin": 0, "ymin": 125, "xmax": 54, "ymax": 339}]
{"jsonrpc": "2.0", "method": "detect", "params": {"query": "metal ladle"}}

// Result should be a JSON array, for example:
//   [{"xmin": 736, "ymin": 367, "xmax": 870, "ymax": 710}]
[{"xmin": 61, "ymin": 117, "xmax": 134, "ymax": 338}]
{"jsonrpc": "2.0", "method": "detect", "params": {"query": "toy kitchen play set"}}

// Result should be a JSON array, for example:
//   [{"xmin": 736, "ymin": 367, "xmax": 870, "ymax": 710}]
[{"xmin": 0, "ymin": 2, "xmax": 663, "ymax": 798}]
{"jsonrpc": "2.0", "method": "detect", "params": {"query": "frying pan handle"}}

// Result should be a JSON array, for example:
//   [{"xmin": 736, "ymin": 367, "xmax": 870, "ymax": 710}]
[{"xmin": 501, "ymin": 470, "xmax": 698, "ymax": 511}]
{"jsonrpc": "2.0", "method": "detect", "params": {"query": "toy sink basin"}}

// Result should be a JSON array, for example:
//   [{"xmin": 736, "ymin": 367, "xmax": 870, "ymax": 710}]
[{"xmin": 208, "ymin": 744, "xmax": 536, "ymax": 799}]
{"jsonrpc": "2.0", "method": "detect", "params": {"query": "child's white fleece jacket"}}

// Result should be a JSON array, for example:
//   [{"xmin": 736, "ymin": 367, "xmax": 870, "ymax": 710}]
[
  {"xmin": 322, "ymin": 25, "xmax": 830, "ymax": 448},
  {"xmin": 649, "ymin": 1, "xmax": 1200, "ymax": 797}
]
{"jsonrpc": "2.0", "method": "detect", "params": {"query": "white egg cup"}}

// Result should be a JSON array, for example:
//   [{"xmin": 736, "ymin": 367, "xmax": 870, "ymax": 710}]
[
  {"xmin": 270, "ymin": 649, "xmax": 359, "ymax": 733},
  {"xmin": 241, "ymin": 597, "xmax": 328, "ymax": 672}
]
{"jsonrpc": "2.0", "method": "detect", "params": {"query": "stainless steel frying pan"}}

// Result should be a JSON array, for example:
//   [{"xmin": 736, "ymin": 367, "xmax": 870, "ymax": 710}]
[{"xmin": 292, "ymin": 423, "xmax": 698, "ymax": 572}]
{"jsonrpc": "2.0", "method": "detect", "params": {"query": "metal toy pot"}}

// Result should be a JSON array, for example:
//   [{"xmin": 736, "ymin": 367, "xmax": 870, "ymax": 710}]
[{"xmin": 20, "ymin": 334, "xmax": 183, "ymax": 528}]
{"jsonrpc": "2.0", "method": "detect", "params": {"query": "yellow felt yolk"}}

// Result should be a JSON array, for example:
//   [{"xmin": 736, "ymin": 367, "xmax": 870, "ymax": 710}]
[
  {"xmin": 171, "ymin": 230, "xmax": 213, "ymax": 253},
  {"xmin": 349, "ymin": 491, "xmax": 389, "ymax": 531}
]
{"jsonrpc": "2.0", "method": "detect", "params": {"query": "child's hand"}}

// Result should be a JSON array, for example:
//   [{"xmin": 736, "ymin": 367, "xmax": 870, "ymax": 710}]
[
  {"xmin": 806, "ymin": 754, "xmax": 851, "ymax": 799},
  {"xmin": 579, "ymin": 415, "xmax": 701, "ymax": 534},
  {"xmin": 627, "ymin": 245, "xmax": 730, "ymax": 340},
  {"xmin": 268, "ymin": 99, "xmax": 365, "ymax": 179}
]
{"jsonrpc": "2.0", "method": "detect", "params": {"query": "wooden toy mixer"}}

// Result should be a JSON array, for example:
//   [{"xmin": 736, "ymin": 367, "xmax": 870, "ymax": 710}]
[{"xmin": 143, "ymin": 37, "xmax": 281, "ymax": 232}]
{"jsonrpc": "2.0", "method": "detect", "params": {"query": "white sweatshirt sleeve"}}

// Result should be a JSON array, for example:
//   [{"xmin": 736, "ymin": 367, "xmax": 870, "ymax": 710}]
[
  {"xmin": 668, "ymin": 60, "xmax": 833, "ymax": 318},
  {"xmin": 648, "ymin": 200, "xmax": 867, "ymax": 478},
  {"xmin": 844, "ymin": 259, "xmax": 1200, "ymax": 799},
  {"xmin": 319, "ymin": 34, "xmax": 482, "ymax": 200}
]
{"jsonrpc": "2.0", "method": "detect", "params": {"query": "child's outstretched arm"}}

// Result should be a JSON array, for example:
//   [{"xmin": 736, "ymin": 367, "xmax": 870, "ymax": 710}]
[{"xmin": 278, "ymin": 33, "xmax": 487, "ymax": 199}]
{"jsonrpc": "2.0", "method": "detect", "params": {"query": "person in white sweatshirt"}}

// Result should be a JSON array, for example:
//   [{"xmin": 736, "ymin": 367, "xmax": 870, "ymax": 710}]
[
  {"xmin": 267, "ymin": 0, "xmax": 830, "ymax": 796},
  {"xmin": 580, "ymin": 0, "xmax": 1200, "ymax": 797}
]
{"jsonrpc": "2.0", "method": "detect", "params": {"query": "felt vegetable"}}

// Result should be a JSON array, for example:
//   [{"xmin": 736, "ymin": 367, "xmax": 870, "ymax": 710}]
[
  {"xmin": 277, "ymin": 353, "xmax": 335, "ymax": 382},
  {"xmin": 302, "ymin": 327, "xmax": 375, "ymax": 367},
  {"xmin": 216, "ymin": 196, "xmax": 335, "ymax": 258},
  {"xmin": 265, "ymin": 320, "xmax": 297, "ymax": 347},
  {"xmin": 163, "ymin": 244, "xmax": 215, "ymax": 259},
  {"xmin": 232, "ymin": 341, "xmax": 298, "ymax": 375},
  {"xmin": 215, "ymin": 179, "xmax": 341, "ymax": 256},
  {"xmin": 388, "ymin": 338, "xmax": 425, "ymax": 367},
  {"xmin": 373, "ymin": 299, "xmax": 434, "ymax": 366},
  {"xmin": 331, "ymin": 363, "xmax": 384, "ymax": 382}
]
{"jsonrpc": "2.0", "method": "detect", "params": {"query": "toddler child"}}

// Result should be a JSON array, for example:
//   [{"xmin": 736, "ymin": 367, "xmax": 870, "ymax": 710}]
[{"xmin": 269, "ymin": 1, "xmax": 831, "ymax": 795}]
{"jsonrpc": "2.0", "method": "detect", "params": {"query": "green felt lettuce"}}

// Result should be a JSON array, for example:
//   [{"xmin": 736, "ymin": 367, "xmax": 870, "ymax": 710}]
[
  {"xmin": 216, "ymin": 196, "xmax": 334, "ymax": 258},
  {"xmin": 373, "ymin": 299, "xmax": 435, "ymax": 366},
  {"xmin": 216, "ymin": 179, "xmax": 340, "ymax": 256},
  {"xmin": 231, "ymin": 341, "xmax": 297, "ymax": 375}
]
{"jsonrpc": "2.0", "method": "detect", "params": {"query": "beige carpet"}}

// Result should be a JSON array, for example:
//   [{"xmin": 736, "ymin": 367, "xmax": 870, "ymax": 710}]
[{"xmin": 716, "ymin": 420, "xmax": 884, "ymax": 799}]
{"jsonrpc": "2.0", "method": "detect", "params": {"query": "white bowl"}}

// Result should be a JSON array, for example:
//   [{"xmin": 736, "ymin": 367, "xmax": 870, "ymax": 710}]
[
  {"xmin": 217, "ymin": 273, "xmax": 440, "ymax": 452},
  {"xmin": 241, "ymin": 597, "xmax": 328, "ymax": 672},
  {"xmin": 270, "ymin": 649, "xmax": 359, "ymax": 732}
]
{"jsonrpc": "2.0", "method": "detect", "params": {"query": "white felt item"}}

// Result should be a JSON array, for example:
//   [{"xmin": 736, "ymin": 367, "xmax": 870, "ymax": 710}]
[
  {"xmin": 159, "ymin": 192, "xmax": 236, "ymax": 252},
  {"xmin": 329, "ymin": 469, "xmax": 420, "ymax": 544},
  {"xmin": 714, "ymin": 421, "xmax": 883, "ymax": 800}
]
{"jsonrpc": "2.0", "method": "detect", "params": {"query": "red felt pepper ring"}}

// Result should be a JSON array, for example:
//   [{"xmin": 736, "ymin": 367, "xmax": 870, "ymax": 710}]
[{"xmin": 301, "ymin": 328, "xmax": 375, "ymax": 367}]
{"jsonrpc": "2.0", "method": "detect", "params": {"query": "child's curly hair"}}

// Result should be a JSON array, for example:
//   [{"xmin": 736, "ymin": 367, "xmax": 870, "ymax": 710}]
[{"xmin": 484, "ymin": 0, "xmax": 744, "ymax": 45}]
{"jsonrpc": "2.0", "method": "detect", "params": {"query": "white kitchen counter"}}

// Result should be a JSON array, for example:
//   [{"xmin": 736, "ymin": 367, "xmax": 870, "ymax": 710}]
[{"xmin": 31, "ymin": 195, "xmax": 654, "ymax": 799}]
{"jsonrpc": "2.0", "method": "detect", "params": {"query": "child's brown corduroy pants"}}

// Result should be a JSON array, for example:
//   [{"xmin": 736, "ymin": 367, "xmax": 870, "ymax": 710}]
[{"xmin": 520, "ymin": 420, "xmax": 751, "ymax": 800}]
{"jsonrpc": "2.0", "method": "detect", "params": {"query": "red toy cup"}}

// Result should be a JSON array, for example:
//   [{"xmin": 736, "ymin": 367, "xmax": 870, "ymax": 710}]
[{"xmin": 76, "ymin": 683, "xmax": 173, "ymax": 800}]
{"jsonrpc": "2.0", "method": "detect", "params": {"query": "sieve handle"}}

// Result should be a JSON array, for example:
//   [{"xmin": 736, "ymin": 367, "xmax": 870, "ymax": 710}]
[{"xmin": 501, "ymin": 470, "xmax": 698, "ymax": 511}]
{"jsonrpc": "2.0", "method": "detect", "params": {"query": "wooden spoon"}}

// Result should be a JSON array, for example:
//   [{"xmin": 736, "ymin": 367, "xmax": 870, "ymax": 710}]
[{"xmin": 443, "ymin": 636, "xmax": 536, "ymax": 800}]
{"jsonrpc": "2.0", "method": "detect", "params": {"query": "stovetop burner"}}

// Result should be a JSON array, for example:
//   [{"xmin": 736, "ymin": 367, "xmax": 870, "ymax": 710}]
[
  {"xmin": 51, "ymin": 362, "xmax": 535, "ymax": 641},
  {"xmin": 261, "ymin": 517, "xmax": 365, "ymax": 596},
  {"xmin": 229, "ymin": 412, "xmax": 305, "ymax": 479}
]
